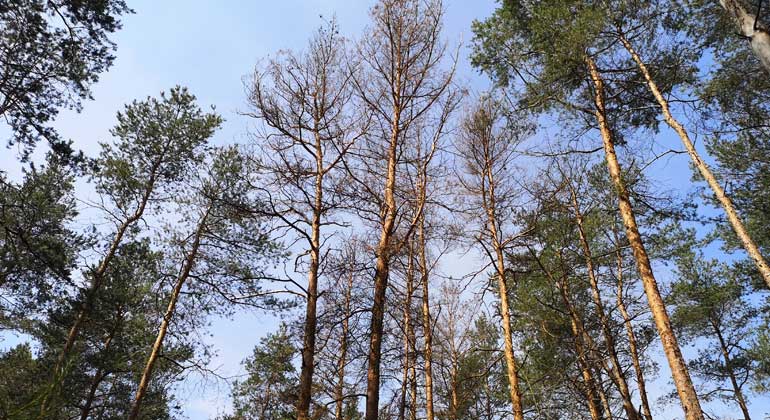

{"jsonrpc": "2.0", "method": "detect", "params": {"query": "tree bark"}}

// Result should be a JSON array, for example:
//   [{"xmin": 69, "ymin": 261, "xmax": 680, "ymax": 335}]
[
  {"xmin": 718, "ymin": 0, "xmax": 770, "ymax": 72},
  {"xmin": 586, "ymin": 55, "xmax": 705, "ymax": 420},
  {"xmin": 615, "ymin": 247, "xmax": 654, "ymax": 420},
  {"xmin": 484, "ymin": 191, "xmax": 525, "ymax": 420},
  {"xmin": 399, "ymin": 247, "xmax": 415, "ymax": 420},
  {"xmin": 711, "ymin": 319, "xmax": 752, "ymax": 420},
  {"xmin": 619, "ymin": 32, "xmax": 770, "ymax": 289},
  {"xmin": 297, "ymin": 130, "xmax": 325, "ymax": 420},
  {"xmin": 418, "ymin": 214, "xmax": 436, "ymax": 420},
  {"xmin": 568, "ymin": 184, "xmax": 639, "ymax": 420},
  {"xmin": 128, "ymin": 209, "xmax": 208, "ymax": 420},
  {"xmin": 335, "ymin": 271, "xmax": 354, "ymax": 420},
  {"xmin": 364, "ymin": 102, "xmax": 400, "ymax": 420}
]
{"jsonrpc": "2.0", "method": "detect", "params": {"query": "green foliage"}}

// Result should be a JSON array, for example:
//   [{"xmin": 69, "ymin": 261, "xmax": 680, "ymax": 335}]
[
  {"xmin": 667, "ymin": 226, "xmax": 761, "ymax": 406},
  {"xmin": 94, "ymin": 86, "xmax": 223, "ymax": 213},
  {"xmin": 0, "ymin": 154, "xmax": 82, "ymax": 324},
  {"xmin": 0, "ymin": 0, "xmax": 132, "ymax": 158},
  {"xmin": 221, "ymin": 325, "xmax": 298, "ymax": 420}
]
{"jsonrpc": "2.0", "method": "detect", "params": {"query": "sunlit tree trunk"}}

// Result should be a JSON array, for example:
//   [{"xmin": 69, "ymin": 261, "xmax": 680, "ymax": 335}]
[
  {"xmin": 128, "ymin": 209, "xmax": 209, "ymax": 420},
  {"xmin": 586, "ymin": 55, "xmax": 705, "ymax": 420},
  {"xmin": 615, "ymin": 246, "xmax": 654, "ymax": 420},
  {"xmin": 399, "ymin": 247, "xmax": 416, "ymax": 420},
  {"xmin": 618, "ymin": 32, "xmax": 770, "ymax": 289},
  {"xmin": 711, "ymin": 319, "xmax": 752, "ymax": 420},
  {"xmin": 567, "ymin": 182, "xmax": 639, "ymax": 420},
  {"xmin": 335, "ymin": 271, "xmax": 354, "ymax": 420},
  {"xmin": 487, "ymin": 203, "xmax": 526, "ymax": 420},
  {"xmin": 718, "ymin": 0, "xmax": 770, "ymax": 72}
]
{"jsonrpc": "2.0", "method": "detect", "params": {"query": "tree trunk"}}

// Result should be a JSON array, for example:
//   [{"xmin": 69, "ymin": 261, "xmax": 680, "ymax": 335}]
[
  {"xmin": 711, "ymin": 319, "xmax": 752, "ymax": 420},
  {"xmin": 482, "ymin": 153, "xmax": 525, "ymax": 420},
  {"xmin": 297, "ymin": 133, "xmax": 325, "ymax": 420},
  {"xmin": 586, "ymin": 55, "xmax": 705, "ymax": 420},
  {"xmin": 619, "ymin": 32, "xmax": 770, "ymax": 289},
  {"xmin": 364, "ymin": 105, "xmax": 400, "ymax": 420},
  {"xmin": 128, "ymin": 209, "xmax": 208, "ymax": 420},
  {"xmin": 42, "ymin": 167, "xmax": 160, "ymax": 416},
  {"xmin": 547, "ymin": 255, "xmax": 604, "ymax": 420},
  {"xmin": 335, "ymin": 271, "xmax": 354, "ymax": 420},
  {"xmin": 568, "ymin": 184, "xmax": 639, "ymax": 420},
  {"xmin": 79, "ymin": 330, "xmax": 116, "ymax": 420},
  {"xmin": 615, "ymin": 247, "xmax": 654, "ymax": 420},
  {"xmin": 399, "ymin": 248, "xmax": 415, "ymax": 420},
  {"xmin": 418, "ymin": 215, "xmax": 436, "ymax": 420},
  {"xmin": 718, "ymin": 0, "xmax": 770, "ymax": 72}
]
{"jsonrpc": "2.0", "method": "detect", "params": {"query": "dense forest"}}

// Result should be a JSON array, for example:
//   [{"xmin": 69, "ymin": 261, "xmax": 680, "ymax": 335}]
[{"xmin": 1, "ymin": 0, "xmax": 769, "ymax": 419}]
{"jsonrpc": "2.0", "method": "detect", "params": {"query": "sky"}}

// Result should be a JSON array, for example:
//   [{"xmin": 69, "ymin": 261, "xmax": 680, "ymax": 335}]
[{"xmin": 1, "ymin": 1, "xmax": 768, "ymax": 419}]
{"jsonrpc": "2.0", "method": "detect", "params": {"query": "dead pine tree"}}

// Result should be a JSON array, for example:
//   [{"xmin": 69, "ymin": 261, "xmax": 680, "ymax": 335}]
[
  {"xmin": 245, "ymin": 19, "xmax": 368, "ymax": 420},
  {"xmin": 348, "ymin": 1, "xmax": 457, "ymax": 419},
  {"xmin": 456, "ymin": 96, "xmax": 528, "ymax": 420}
]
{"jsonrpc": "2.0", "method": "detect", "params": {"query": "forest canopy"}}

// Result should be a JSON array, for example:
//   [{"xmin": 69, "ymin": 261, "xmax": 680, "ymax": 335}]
[{"xmin": 1, "ymin": 1, "xmax": 770, "ymax": 419}]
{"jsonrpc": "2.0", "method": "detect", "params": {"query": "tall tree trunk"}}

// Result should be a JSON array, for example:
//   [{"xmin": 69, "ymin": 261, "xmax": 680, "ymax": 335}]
[
  {"xmin": 594, "ymin": 367, "xmax": 614, "ymax": 420},
  {"xmin": 718, "ymin": 0, "xmax": 770, "ymax": 72},
  {"xmin": 711, "ymin": 319, "xmax": 752, "ymax": 420},
  {"xmin": 543, "ymin": 253, "xmax": 604, "ymax": 420},
  {"xmin": 615, "ymin": 247, "xmax": 654, "ymax": 420},
  {"xmin": 482, "ymin": 155, "xmax": 525, "ymax": 420},
  {"xmin": 42, "ymin": 166, "xmax": 160, "ymax": 416},
  {"xmin": 79, "ymin": 328, "xmax": 117, "ymax": 420},
  {"xmin": 297, "ymin": 133, "xmax": 325, "ymax": 420},
  {"xmin": 618, "ymin": 32, "xmax": 770, "ymax": 288},
  {"xmin": 418, "ymin": 215, "xmax": 436, "ymax": 420},
  {"xmin": 128, "ymin": 209, "xmax": 208, "ymax": 420},
  {"xmin": 568, "ymin": 184, "xmax": 639, "ymax": 420},
  {"xmin": 399, "ymin": 248, "xmax": 415, "ymax": 420},
  {"xmin": 586, "ymin": 55, "xmax": 705, "ymax": 420},
  {"xmin": 365, "ymin": 105, "xmax": 400, "ymax": 420},
  {"xmin": 335, "ymin": 271, "xmax": 354, "ymax": 420}
]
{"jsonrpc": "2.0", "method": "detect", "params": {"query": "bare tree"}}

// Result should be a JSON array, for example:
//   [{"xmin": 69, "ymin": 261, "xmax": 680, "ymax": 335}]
[
  {"xmin": 346, "ymin": 1, "xmax": 457, "ymax": 419},
  {"xmin": 244, "ymin": 20, "xmax": 367, "ymax": 420}
]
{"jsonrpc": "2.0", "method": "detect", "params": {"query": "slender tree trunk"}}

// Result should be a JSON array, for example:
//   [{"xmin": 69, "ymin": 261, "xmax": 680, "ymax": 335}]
[
  {"xmin": 586, "ymin": 55, "xmax": 705, "ymax": 420},
  {"xmin": 335, "ymin": 271, "xmax": 354, "ymax": 420},
  {"xmin": 297, "ymin": 133, "xmax": 325, "ymax": 420},
  {"xmin": 711, "ymin": 319, "xmax": 752, "ymax": 420},
  {"xmin": 79, "ymin": 330, "xmax": 116, "ymax": 420},
  {"xmin": 450, "ymin": 357, "xmax": 460, "ymax": 420},
  {"xmin": 399, "ymin": 248, "xmax": 415, "ymax": 420},
  {"xmin": 365, "ymin": 104, "xmax": 401, "ymax": 420},
  {"xmin": 128, "ymin": 209, "xmax": 208, "ymax": 420},
  {"xmin": 615, "ymin": 247, "xmax": 654, "ymax": 420},
  {"xmin": 418, "ymin": 215, "xmax": 436, "ymax": 420},
  {"xmin": 568, "ymin": 184, "xmax": 639, "ymax": 420},
  {"xmin": 594, "ymin": 367, "xmax": 614, "ymax": 420},
  {"xmin": 554, "ymin": 266, "xmax": 604, "ymax": 420},
  {"xmin": 482, "ymin": 161, "xmax": 525, "ymax": 420},
  {"xmin": 42, "ymin": 167, "xmax": 160, "ymax": 417},
  {"xmin": 718, "ymin": 0, "xmax": 770, "ymax": 72},
  {"xmin": 618, "ymin": 33, "xmax": 770, "ymax": 288}
]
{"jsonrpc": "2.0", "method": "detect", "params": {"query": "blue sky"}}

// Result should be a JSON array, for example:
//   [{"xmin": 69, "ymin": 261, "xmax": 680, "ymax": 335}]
[{"xmin": 2, "ymin": 1, "xmax": 769, "ymax": 419}]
